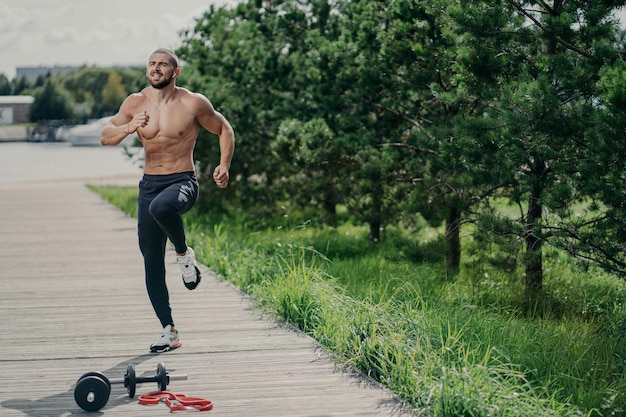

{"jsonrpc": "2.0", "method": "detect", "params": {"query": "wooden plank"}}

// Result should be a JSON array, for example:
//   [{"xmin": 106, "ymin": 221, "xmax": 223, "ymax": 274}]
[{"xmin": 0, "ymin": 178, "xmax": 416, "ymax": 416}]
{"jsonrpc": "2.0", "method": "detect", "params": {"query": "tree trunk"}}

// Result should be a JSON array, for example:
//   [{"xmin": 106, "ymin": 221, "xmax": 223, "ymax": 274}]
[
  {"xmin": 525, "ymin": 181, "xmax": 543, "ymax": 295},
  {"xmin": 445, "ymin": 202, "xmax": 461, "ymax": 275},
  {"xmin": 369, "ymin": 219, "xmax": 381, "ymax": 242},
  {"xmin": 368, "ymin": 185, "xmax": 383, "ymax": 242},
  {"xmin": 321, "ymin": 193, "xmax": 338, "ymax": 227}
]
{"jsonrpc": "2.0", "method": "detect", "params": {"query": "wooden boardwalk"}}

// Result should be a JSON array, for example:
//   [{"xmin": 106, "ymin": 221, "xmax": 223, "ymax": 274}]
[{"xmin": 0, "ymin": 175, "xmax": 415, "ymax": 417}]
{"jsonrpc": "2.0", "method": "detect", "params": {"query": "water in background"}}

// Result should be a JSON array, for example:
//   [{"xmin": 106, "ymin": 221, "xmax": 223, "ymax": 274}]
[{"xmin": 0, "ymin": 142, "xmax": 143, "ymax": 182}]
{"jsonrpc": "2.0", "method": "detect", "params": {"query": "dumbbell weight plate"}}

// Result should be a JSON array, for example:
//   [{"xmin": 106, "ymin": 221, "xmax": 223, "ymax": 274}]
[
  {"xmin": 125, "ymin": 363, "xmax": 136, "ymax": 398},
  {"xmin": 74, "ymin": 374, "xmax": 111, "ymax": 412},
  {"xmin": 75, "ymin": 371, "xmax": 112, "ymax": 391},
  {"xmin": 156, "ymin": 362, "xmax": 168, "ymax": 391}
]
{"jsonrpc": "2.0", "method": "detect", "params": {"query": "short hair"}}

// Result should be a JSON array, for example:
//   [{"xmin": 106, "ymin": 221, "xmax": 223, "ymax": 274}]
[{"xmin": 150, "ymin": 48, "xmax": 179, "ymax": 69}]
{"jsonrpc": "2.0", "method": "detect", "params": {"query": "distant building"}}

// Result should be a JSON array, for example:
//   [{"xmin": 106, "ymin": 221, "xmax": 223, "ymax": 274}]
[
  {"xmin": 15, "ymin": 65, "xmax": 81, "ymax": 82},
  {"xmin": 0, "ymin": 95, "xmax": 35, "ymax": 124}
]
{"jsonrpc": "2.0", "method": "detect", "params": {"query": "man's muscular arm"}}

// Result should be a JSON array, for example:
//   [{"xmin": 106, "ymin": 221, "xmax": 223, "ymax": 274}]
[
  {"xmin": 194, "ymin": 93, "xmax": 235, "ymax": 188},
  {"xmin": 100, "ymin": 95, "xmax": 149, "ymax": 146}
]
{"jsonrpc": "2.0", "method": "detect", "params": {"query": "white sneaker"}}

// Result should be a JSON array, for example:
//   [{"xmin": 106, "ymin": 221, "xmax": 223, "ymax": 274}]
[
  {"xmin": 150, "ymin": 324, "xmax": 182, "ymax": 353},
  {"xmin": 176, "ymin": 247, "xmax": 201, "ymax": 290}
]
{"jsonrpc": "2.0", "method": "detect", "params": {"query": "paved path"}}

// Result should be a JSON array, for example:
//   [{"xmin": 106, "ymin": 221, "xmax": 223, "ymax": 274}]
[{"xmin": 0, "ymin": 175, "xmax": 414, "ymax": 417}]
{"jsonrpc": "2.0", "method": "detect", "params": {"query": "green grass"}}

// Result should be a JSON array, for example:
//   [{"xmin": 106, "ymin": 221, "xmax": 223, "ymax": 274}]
[{"xmin": 89, "ymin": 184, "xmax": 626, "ymax": 416}]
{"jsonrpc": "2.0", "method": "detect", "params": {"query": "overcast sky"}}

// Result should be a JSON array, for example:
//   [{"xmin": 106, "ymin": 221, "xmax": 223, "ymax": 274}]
[
  {"xmin": 1, "ymin": 2, "xmax": 625, "ymax": 81},
  {"xmin": 0, "ymin": 0, "xmax": 240, "ymax": 79}
]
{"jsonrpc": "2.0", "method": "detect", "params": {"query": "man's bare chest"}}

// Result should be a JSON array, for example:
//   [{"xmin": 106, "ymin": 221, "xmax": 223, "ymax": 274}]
[{"xmin": 137, "ymin": 105, "xmax": 196, "ymax": 141}]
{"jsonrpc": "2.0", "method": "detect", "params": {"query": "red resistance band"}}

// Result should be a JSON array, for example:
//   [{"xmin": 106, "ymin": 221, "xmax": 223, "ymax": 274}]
[{"xmin": 138, "ymin": 391, "xmax": 213, "ymax": 412}]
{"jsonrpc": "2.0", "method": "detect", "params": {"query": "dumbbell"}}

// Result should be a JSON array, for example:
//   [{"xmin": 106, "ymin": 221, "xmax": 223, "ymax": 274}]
[{"xmin": 74, "ymin": 362, "xmax": 187, "ymax": 412}]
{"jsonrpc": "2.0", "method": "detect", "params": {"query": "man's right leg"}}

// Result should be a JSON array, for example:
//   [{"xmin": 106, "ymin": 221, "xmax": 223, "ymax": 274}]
[
  {"xmin": 138, "ymin": 180, "xmax": 181, "ymax": 352},
  {"xmin": 138, "ymin": 207, "xmax": 171, "ymax": 326}
]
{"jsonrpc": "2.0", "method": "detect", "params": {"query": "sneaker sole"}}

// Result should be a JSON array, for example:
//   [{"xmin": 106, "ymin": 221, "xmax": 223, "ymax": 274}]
[
  {"xmin": 150, "ymin": 341, "xmax": 182, "ymax": 353},
  {"xmin": 183, "ymin": 266, "xmax": 202, "ymax": 290}
]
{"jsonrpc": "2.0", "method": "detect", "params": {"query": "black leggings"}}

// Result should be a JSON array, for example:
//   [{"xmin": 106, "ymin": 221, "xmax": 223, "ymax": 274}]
[{"xmin": 137, "ymin": 171, "xmax": 199, "ymax": 328}]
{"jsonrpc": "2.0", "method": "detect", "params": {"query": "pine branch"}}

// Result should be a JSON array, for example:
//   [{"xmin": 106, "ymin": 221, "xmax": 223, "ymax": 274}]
[{"xmin": 505, "ymin": 0, "xmax": 594, "ymax": 59}]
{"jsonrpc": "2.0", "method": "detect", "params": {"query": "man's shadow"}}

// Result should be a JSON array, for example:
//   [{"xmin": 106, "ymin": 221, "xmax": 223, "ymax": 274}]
[{"xmin": 0, "ymin": 354, "xmax": 177, "ymax": 416}]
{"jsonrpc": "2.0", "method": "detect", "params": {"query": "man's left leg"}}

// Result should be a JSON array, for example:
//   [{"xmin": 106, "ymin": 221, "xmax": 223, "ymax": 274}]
[{"xmin": 148, "ymin": 173, "xmax": 201, "ymax": 290}]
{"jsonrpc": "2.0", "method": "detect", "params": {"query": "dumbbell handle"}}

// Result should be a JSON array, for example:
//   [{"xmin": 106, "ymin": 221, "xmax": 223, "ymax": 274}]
[{"xmin": 109, "ymin": 374, "xmax": 188, "ymax": 384}]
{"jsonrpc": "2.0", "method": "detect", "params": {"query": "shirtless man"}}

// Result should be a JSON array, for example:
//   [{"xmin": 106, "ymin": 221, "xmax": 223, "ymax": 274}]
[{"xmin": 101, "ymin": 48, "xmax": 235, "ymax": 352}]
